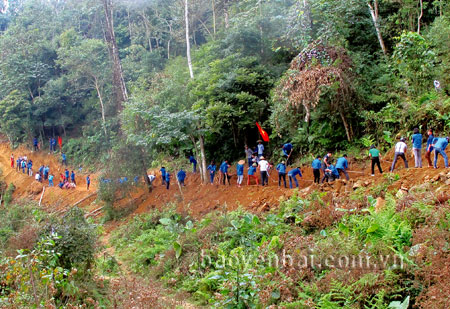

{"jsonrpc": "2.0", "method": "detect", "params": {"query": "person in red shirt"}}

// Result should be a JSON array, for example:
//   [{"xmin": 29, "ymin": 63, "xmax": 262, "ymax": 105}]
[
  {"xmin": 58, "ymin": 136, "xmax": 63, "ymax": 150},
  {"xmin": 10, "ymin": 154, "xmax": 14, "ymax": 168}
]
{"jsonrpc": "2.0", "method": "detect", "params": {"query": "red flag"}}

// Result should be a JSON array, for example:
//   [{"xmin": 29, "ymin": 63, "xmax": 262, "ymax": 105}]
[{"xmin": 255, "ymin": 122, "xmax": 270, "ymax": 142}]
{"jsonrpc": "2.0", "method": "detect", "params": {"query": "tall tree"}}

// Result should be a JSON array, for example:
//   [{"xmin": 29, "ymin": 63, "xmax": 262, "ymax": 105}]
[
  {"xmin": 102, "ymin": 0, "xmax": 128, "ymax": 112},
  {"xmin": 367, "ymin": 0, "xmax": 387, "ymax": 55}
]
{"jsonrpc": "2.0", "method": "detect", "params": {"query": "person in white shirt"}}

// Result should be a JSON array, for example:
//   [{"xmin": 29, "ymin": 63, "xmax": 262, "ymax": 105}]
[
  {"xmin": 390, "ymin": 137, "xmax": 409, "ymax": 172},
  {"xmin": 148, "ymin": 174, "xmax": 156, "ymax": 185},
  {"xmin": 259, "ymin": 156, "xmax": 269, "ymax": 186}
]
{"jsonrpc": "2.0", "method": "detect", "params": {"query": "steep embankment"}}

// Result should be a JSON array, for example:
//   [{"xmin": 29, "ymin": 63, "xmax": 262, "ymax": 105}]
[
  {"xmin": 0, "ymin": 143, "xmax": 98, "ymax": 214},
  {"xmin": 1, "ymin": 141, "xmax": 449, "ymax": 219}
]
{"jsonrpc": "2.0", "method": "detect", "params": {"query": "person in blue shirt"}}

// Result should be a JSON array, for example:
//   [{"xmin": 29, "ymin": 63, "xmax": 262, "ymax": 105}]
[
  {"xmin": 86, "ymin": 175, "xmax": 91, "ymax": 190},
  {"xmin": 425, "ymin": 129, "xmax": 434, "ymax": 168},
  {"xmin": 51, "ymin": 137, "xmax": 57, "ymax": 152},
  {"xmin": 236, "ymin": 160, "xmax": 245, "ymax": 187},
  {"xmin": 160, "ymin": 167, "xmax": 166, "ymax": 185},
  {"xmin": 411, "ymin": 127, "xmax": 423, "ymax": 168},
  {"xmin": 432, "ymin": 137, "xmax": 449, "ymax": 168},
  {"xmin": 165, "ymin": 172, "xmax": 171, "ymax": 190},
  {"xmin": 27, "ymin": 161, "xmax": 33, "ymax": 176},
  {"xmin": 335, "ymin": 155, "xmax": 349, "ymax": 181},
  {"xmin": 43, "ymin": 166, "xmax": 50, "ymax": 180},
  {"xmin": 324, "ymin": 161, "xmax": 340, "ymax": 182},
  {"xmin": 48, "ymin": 174, "xmax": 54, "ymax": 187},
  {"xmin": 276, "ymin": 161, "xmax": 287, "ymax": 188},
  {"xmin": 245, "ymin": 145, "xmax": 253, "ymax": 166},
  {"xmin": 33, "ymin": 137, "xmax": 38, "ymax": 152},
  {"xmin": 321, "ymin": 152, "xmax": 332, "ymax": 183},
  {"xmin": 70, "ymin": 171, "xmax": 76, "ymax": 184},
  {"xmin": 21, "ymin": 160, "xmax": 26, "ymax": 173},
  {"xmin": 247, "ymin": 163, "xmax": 259, "ymax": 185},
  {"xmin": 257, "ymin": 140, "xmax": 264, "ymax": 157},
  {"xmin": 282, "ymin": 143, "xmax": 293, "ymax": 165},
  {"xmin": 38, "ymin": 165, "xmax": 44, "ymax": 176},
  {"xmin": 207, "ymin": 161, "xmax": 216, "ymax": 184},
  {"xmin": 311, "ymin": 156, "xmax": 322, "ymax": 184},
  {"xmin": 61, "ymin": 153, "xmax": 67, "ymax": 166},
  {"xmin": 16, "ymin": 158, "xmax": 21, "ymax": 172},
  {"xmin": 220, "ymin": 160, "xmax": 230, "ymax": 185},
  {"xmin": 288, "ymin": 167, "xmax": 302, "ymax": 189},
  {"xmin": 189, "ymin": 155, "xmax": 197, "ymax": 173},
  {"xmin": 177, "ymin": 169, "xmax": 187, "ymax": 186}
]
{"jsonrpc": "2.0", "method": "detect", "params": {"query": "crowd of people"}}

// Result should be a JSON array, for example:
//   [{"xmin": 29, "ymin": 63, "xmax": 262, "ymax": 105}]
[
  {"xmin": 10, "ymin": 130, "xmax": 450, "ymax": 194},
  {"xmin": 157, "ymin": 129, "xmax": 450, "ymax": 190},
  {"xmin": 10, "ymin": 143, "xmax": 91, "ymax": 191}
]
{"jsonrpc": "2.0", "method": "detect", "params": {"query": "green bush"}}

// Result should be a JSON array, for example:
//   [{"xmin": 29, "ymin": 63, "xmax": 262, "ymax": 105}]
[
  {"xmin": 50, "ymin": 207, "xmax": 98, "ymax": 270},
  {"xmin": 3, "ymin": 183, "xmax": 15, "ymax": 206}
]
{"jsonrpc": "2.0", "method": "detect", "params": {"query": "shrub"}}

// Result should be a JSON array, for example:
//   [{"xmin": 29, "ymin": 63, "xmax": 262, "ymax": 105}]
[{"xmin": 50, "ymin": 207, "xmax": 97, "ymax": 270}]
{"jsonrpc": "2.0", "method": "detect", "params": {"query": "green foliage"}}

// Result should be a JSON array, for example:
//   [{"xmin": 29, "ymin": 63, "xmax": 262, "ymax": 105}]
[
  {"xmin": 0, "ymin": 90, "xmax": 31, "ymax": 144},
  {"xmin": 392, "ymin": 32, "xmax": 436, "ymax": 96},
  {"xmin": 50, "ymin": 207, "xmax": 97, "ymax": 270},
  {"xmin": 0, "ymin": 200, "xmax": 42, "ymax": 250}
]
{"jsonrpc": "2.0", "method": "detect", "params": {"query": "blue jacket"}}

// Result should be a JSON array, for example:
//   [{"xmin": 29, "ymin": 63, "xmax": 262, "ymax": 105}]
[
  {"xmin": 248, "ymin": 166, "xmax": 256, "ymax": 175},
  {"xmin": 71, "ymin": 172, "xmax": 75, "ymax": 180},
  {"xmin": 189, "ymin": 156, "xmax": 197, "ymax": 164},
  {"xmin": 207, "ymin": 165, "xmax": 216, "ymax": 173},
  {"xmin": 288, "ymin": 168, "xmax": 302, "ymax": 177},
  {"xmin": 312, "ymin": 159, "xmax": 322, "ymax": 169},
  {"xmin": 65, "ymin": 170, "xmax": 69, "ymax": 179},
  {"xmin": 39, "ymin": 166, "xmax": 44, "ymax": 174},
  {"xmin": 160, "ymin": 168, "xmax": 166, "ymax": 176},
  {"xmin": 33, "ymin": 138, "xmax": 38, "ymax": 146},
  {"xmin": 44, "ymin": 167, "xmax": 49, "ymax": 175},
  {"xmin": 220, "ymin": 162, "xmax": 229, "ymax": 173},
  {"xmin": 62, "ymin": 154, "xmax": 66, "ymax": 161},
  {"xmin": 328, "ymin": 164, "xmax": 340, "ymax": 176},
  {"xmin": 282, "ymin": 143, "xmax": 293, "ymax": 156},
  {"xmin": 257, "ymin": 144, "xmax": 264, "ymax": 155},
  {"xmin": 177, "ymin": 170, "xmax": 186, "ymax": 181},
  {"xmin": 412, "ymin": 133, "xmax": 422, "ymax": 149},
  {"xmin": 434, "ymin": 138, "xmax": 449, "ymax": 150},
  {"xmin": 335, "ymin": 157, "xmax": 348, "ymax": 170},
  {"xmin": 28, "ymin": 162, "xmax": 33, "ymax": 169},
  {"xmin": 236, "ymin": 164, "xmax": 244, "ymax": 176},
  {"xmin": 276, "ymin": 163, "xmax": 286, "ymax": 173},
  {"xmin": 165, "ymin": 172, "xmax": 171, "ymax": 182},
  {"xmin": 86, "ymin": 176, "xmax": 90, "ymax": 184},
  {"xmin": 426, "ymin": 134, "xmax": 434, "ymax": 150}
]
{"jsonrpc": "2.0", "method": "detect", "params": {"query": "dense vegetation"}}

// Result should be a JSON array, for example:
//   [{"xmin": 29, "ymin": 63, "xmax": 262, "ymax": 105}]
[
  {"xmin": 1, "ymin": 0, "xmax": 450, "ymax": 307},
  {"xmin": 109, "ymin": 180, "xmax": 450, "ymax": 308}
]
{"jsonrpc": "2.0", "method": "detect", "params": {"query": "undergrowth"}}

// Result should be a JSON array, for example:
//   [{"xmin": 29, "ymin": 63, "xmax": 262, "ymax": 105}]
[{"xmin": 110, "ymin": 189, "xmax": 450, "ymax": 308}]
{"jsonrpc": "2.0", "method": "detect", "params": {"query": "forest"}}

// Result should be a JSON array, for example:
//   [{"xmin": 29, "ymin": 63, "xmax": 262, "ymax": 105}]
[{"xmin": 0, "ymin": 0, "xmax": 450, "ymax": 307}]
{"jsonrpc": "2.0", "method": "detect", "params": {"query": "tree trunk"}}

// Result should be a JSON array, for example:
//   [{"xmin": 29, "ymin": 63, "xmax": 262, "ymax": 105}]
[
  {"xmin": 199, "ymin": 135, "xmax": 208, "ymax": 184},
  {"xmin": 212, "ymin": 0, "xmax": 216, "ymax": 36},
  {"xmin": 94, "ymin": 78, "xmax": 107, "ymax": 136},
  {"xmin": 339, "ymin": 109, "xmax": 352, "ymax": 142},
  {"xmin": 185, "ymin": 0, "xmax": 194, "ymax": 79},
  {"xmin": 190, "ymin": 135, "xmax": 204, "ymax": 183},
  {"xmin": 141, "ymin": 153, "xmax": 152, "ymax": 193},
  {"xmin": 417, "ymin": 0, "xmax": 423, "ymax": 34},
  {"xmin": 102, "ymin": 0, "xmax": 128, "ymax": 112},
  {"xmin": 367, "ymin": 0, "xmax": 387, "ymax": 56}
]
